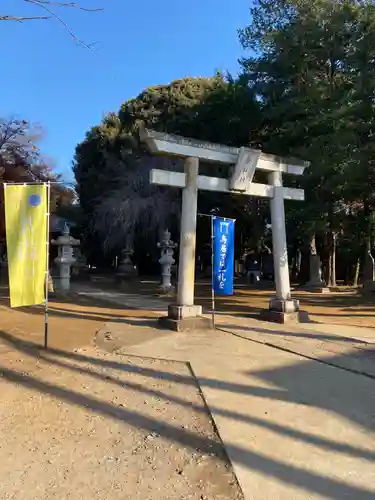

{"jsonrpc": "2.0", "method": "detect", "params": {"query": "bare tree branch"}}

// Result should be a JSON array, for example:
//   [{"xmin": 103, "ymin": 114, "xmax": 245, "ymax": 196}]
[
  {"xmin": 26, "ymin": 1, "xmax": 102, "ymax": 12},
  {"xmin": 0, "ymin": 15, "xmax": 50, "ymax": 21},
  {"xmin": 93, "ymin": 154, "xmax": 182, "ymax": 252},
  {"xmin": 1, "ymin": 1, "xmax": 103, "ymax": 48},
  {"xmin": 0, "ymin": 118, "xmax": 43, "ymax": 161}
]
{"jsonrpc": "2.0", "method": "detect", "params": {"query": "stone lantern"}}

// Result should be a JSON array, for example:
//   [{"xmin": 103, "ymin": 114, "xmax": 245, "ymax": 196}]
[
  {"xmin": 157, "ymin": 229, "xmax": 177, "ymax": 293},
  {"xmin": 117, "ymin": 249, "xmax": 137, "ymax": 279},
  {"xmin": 51, "ymin": 223, "xmax": 80, "ymax": 292}
]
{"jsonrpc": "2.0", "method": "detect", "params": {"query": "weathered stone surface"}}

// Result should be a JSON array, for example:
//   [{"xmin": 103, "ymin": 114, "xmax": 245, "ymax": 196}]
[
  {"xmin": 269, "ymin": 298, "xmax": 300, "ymax": 313},
  {"xmin": 158, "ymin": 315, "xmax": 213, "ymax": 332},
  {"xmin": 260, "ymin": 298, "xmax": 309, "ymax": 324},
  {"xmin": 260, "ymin": 309, "xmax": 300, "ymax": 324},
  {"xmin": 168, "ymin": 304, "xmax": 202, "ymax": 320}
]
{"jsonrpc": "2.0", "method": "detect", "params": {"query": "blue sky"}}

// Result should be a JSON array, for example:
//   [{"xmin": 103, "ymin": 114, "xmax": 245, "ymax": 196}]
[{"xmin": 1, "ymin": 0, "xmax": 251, "ymax": 182}]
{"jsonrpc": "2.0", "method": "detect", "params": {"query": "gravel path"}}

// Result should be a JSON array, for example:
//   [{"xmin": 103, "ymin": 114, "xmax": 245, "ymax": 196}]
[{"xmin": 0, "ymin": 343, "xmax": 243, "ymax": 500}]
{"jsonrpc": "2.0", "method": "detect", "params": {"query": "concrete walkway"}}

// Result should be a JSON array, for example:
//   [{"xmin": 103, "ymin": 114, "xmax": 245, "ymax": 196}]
[
  {"xmin": 77, "ymin": 286, "xmax": 375, "ymax": 499},
  {"xmin": 97, "ymin": 315, "xmax": 374, "ymax": 500}
]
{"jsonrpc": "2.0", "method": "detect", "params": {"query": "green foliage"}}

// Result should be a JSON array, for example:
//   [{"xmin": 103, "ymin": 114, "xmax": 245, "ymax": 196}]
[{"xmin": 73, "ymin": 75, "xmax": 262, "ymax": 255}]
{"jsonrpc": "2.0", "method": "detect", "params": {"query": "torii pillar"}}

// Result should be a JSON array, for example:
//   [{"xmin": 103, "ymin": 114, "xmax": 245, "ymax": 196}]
[{"xmin": 140, "ymin": 128, "xmax": 309, "ymax": 330}]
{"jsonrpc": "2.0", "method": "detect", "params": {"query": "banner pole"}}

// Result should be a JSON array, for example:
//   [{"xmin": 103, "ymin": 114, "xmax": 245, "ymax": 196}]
[
  {"xmin": 44, "ymin": 181, "xmax": 51, "ymax": 350},
  {"xmin": 211, "ymin": 215, "xmax": 216, "ymax": 329}
]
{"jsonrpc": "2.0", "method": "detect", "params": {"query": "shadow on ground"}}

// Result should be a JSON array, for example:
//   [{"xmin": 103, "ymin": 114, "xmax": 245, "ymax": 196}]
[
  {"xmin": 1, "ymin": 278, "xmax": 374, "ymax": 328},
  {"xmin": 0, "ymin": 283, "xmax": 160, "ymax": 324},
  {"xmin": 0, "ymin": 330, "xmax": 374, "ymax": 500}
]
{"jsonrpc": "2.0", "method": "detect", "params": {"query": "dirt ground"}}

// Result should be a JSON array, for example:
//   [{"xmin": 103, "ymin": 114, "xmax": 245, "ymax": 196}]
[
  {"xmin": 0, "ymin": 284, "xmax": 160, "ymax": 351},
  {"xmin": 0, "ymin": 340, "xmax": 243, "ymax": 500},
  {"xmin": 0, "ymin": 284, "xmax": 243, "ymax": 500},
  {"xmin": 204, "ymin": 287, "xmax": 375, "ymax": 329},
  {"xmin": 0, "ymin": 278, "xmax": 373, "ymax": 499},
  {"xmin": 115, "ymin": 278, "xmax": 375, "ymax": 329},
  {"xmin": 0, "ymin": 279, "xmax": 374, "ymax": 352}
]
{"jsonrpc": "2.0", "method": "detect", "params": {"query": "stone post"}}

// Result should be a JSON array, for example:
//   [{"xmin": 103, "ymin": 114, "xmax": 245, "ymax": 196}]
[
  {"xmin": 162, "ymin": 157, "xmax": 211, "ymax": 330},
  {"xmin": 264, "ymin": 171, "xmax": 300, "ymax": 322},
  {"xmin": 177, "ymin": 157, "xmax": 199, "ymax": 306}
]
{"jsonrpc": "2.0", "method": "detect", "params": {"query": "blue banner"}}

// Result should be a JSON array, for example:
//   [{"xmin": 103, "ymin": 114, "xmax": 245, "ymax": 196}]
[{"xmin": 213, "ymin": 217, "xmax": 235, "ymax": 295}]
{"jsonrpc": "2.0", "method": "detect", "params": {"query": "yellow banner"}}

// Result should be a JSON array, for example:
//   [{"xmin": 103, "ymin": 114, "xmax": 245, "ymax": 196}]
[{"xmin": 4, "ymin": 184, "xmax": 48, "ymax": 308}]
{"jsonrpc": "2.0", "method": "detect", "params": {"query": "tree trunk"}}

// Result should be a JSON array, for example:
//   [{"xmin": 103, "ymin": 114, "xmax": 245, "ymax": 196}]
[
  {"xmin": 293, "ymin": 248, "xmax": 302, "ymax": 280},
  {"xmin": 291, "ymin": 237, "xmax": 302, "ymax": 281},
  {"xmin": 327, "ymin": 251, "xmax": 333, "ymax": 287},
  {"xmin": 309, "ymin": 233, "xmax": 317, "ymax": 255},
  {"xmin": 331, "ymin": 232, "xmax": 337, "ymax": 287},
  {"xmin": 353, "ymin": 257, "xmax": 361, "ymax": 287},
  {"xmin": 365, "ymin": 225, "xmax": 371, "ymax": 257},
  {"xmin": 327, "ymin": 231, "xmax": 337, "ymax": 287},
  {"xmin": 363, "ymin": 199, "xmax": 374, "ymax": 282}
]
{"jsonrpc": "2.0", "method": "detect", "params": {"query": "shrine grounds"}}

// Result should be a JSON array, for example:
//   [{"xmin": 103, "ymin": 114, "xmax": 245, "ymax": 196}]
[{"xmin": 0, "ymin": 278, "xmax": 374, "ymax": 499}]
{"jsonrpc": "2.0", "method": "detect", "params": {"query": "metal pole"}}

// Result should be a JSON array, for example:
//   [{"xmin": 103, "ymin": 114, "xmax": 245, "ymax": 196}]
[
  {"xmin": 44, "ymin": 181, "xmax": 51, "ymax": 350},
  {"xmin": 211, "ymin": 215, "xmax": 216, "ymax": 329},
  {"xmin": 198, "ymin": 212, "xmax": 235, "ymax": 221}
]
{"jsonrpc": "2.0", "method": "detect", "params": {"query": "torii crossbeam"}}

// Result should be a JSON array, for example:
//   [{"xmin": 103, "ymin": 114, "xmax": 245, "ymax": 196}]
[{"xmin": 140, "ymin": 128, "xmax": 309, "ymax": 328}]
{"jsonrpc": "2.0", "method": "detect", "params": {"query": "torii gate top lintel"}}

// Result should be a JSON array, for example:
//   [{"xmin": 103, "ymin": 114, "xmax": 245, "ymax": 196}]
[
  {"xmin": 140, "ymin": 127, "xmax": 310, "ymax": 176},
  {"xmin": 140, "ymin": 128, "xmax": 308, "ymax": 201}
]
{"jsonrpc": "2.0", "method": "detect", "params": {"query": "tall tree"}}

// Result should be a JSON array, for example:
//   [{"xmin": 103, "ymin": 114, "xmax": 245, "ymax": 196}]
[
  {"xmin": 239, "ymin": 0, "xmax": 375, "ymax": 284},
  {"xmin": 342, "ymin": 1, "xmax": 375, "ymax": 271}
]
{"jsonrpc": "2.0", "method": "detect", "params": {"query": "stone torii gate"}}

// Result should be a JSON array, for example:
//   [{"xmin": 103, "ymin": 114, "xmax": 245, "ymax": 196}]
[{"xmin": 140, "ymin": 128, "xmax": 309, "ymax": 329}]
